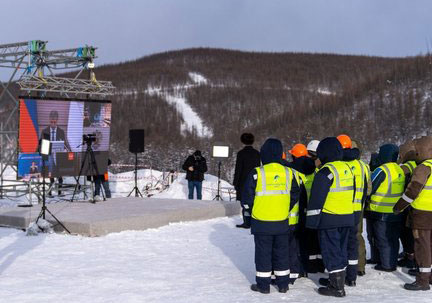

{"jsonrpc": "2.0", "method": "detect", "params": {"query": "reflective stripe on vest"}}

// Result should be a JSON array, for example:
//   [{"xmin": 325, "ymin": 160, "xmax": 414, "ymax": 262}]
[
  {"xmin": 411, "ymin": 160, "xmax": 432, "ymax": 212},
  {"xmin": 321, "ymin": 161, "xmax": 355, "ymax": 215},
  {"xmin": 252, "ymin": 163, "xmax": 292, "ymax": 221},
  {"xmin": 349, "ymin": 159, "xmax": 370, "ymax": 212},
  {"xmin": 298, "ymin": 172, "xmax": 315, "ymax": 203},
  {"xmin": 289, "ymin": 170, "xmax": 301, "ymax": 225},
  {"xmin": 369, "ymin": 163, "xmax": 405, "ymax": 213},
  {"xmin": 401, "ymin": 160, "xmax": 417, "ymax": 176}
]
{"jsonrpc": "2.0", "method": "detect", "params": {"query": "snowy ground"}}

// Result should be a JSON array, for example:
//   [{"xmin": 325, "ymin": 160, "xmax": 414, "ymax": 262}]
[
  {"xmin": 0, "ymin": 216, "xmax": 429, "ymax": 303},
  {"xmin": 0, "ymin": 166, "xmax": 429, "ymax": 301}
]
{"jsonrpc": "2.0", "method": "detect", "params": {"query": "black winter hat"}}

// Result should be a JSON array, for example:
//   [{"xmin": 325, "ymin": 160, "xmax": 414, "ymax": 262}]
[{"xmin": 194, "ymin": 150, "xmax": 202, "ymax": 156}]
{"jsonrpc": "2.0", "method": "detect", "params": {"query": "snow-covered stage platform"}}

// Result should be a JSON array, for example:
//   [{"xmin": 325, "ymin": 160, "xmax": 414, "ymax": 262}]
[{"xmin": 0, "ymin": 197, "xmax": 241, "ymax": 236}]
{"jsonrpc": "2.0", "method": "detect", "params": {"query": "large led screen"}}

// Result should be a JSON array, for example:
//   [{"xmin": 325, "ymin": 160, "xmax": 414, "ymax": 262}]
[{"xmin": 18, "ymin": 97, "xmax": 111, "ymax": 179}]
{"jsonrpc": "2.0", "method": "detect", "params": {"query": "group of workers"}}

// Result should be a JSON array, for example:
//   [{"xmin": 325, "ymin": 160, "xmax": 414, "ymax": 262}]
[{"xmin": 233, "ymin": 132, "xmax": 432, "ymax": 297}]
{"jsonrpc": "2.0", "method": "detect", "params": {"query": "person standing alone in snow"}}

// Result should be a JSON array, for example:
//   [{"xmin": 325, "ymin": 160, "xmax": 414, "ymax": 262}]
[{"xmin": 182, "ymin": 150, "xmax": 208, "ymax": 200}]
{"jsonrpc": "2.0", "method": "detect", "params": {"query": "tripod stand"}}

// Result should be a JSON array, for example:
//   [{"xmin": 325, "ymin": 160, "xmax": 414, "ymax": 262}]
[
  {"xmin": 213, "ymin": 161, "xmax": 223, "ymax": 201},
  {"xmin": 71, "ymin": 139, "xmax": 105, "ymax": 203},
  {"xmin": 128, "ymin": 152, "xmax": 143, "ymax": 197},
  {"xmin": 35, "ymin": 156, "xmax": 71, "ymax": 233}
]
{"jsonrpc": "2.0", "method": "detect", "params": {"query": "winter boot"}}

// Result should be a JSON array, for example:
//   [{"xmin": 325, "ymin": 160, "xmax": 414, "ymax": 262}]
[
  {"xmin": 236, "ymin": 223, "xmax": 250, "ymax": 229},
  {"xmin": 404, "ymin": 273, "xmax": 431, "ymax": 291},
  {"xmin": 404, "ymin": 281, "xmax": 430, "ymax": 291},
  {"xmin": 319, "ymin": 277, "xmax": 329, "ymax": 286},
  {"xmin": 345, "ymin": 280, "xmax": 356, "ymax": 287},
  {"xmin": 278, "ymin": 285, "xmax": 289, "ymax": 293},
  {"xmin": 319, "ymin": 277, "xmax": 355, "ymax": 287},
  {"xmin": 374, "ymin": 264, "xmax": 396, "ymax": 272},
  {"xmin": 357, "ymin": 270, "xmax": 366, "ymax": 276},
  {"xmin": 250, "ymin": 284, "xmax": 270, "ymax": 294},
  {"xmin": 318, "ymin": 271, "xmax": 346, "ymax": 297}
]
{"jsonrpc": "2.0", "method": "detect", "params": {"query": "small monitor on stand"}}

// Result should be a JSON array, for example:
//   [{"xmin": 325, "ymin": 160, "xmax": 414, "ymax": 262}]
[{"xmin": 212, "ymin": 143, "xmax": 230, "ymax": 201}]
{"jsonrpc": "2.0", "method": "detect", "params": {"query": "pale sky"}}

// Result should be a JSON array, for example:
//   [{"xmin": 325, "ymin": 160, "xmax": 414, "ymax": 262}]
[{"xmin": 1, "ymin": 0, "xmax": 431, "ymax": 80}]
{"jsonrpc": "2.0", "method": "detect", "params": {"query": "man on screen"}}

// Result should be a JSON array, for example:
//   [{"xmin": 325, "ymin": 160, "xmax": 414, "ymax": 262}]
[
  {"xmin": 41, "ymin": 110, "xmax": 71, "ymax": 196},
  {"xmin": 41, "ymin": 111, "xmax": 71, "ymax": 150}
]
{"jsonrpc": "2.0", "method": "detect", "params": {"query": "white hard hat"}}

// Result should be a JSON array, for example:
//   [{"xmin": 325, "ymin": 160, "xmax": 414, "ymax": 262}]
[{"xmin": 307, "ymin": 140, "xmax": 320, "ymax": 152}]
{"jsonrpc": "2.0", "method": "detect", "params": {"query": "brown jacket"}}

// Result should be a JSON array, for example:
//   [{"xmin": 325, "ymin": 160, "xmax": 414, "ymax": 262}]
[{"xmin": 394, "ymin": 136, "xmax": 432, "ymax": 229}]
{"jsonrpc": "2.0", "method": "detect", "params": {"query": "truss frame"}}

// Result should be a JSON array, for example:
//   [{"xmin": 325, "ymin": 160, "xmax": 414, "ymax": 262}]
[{"xmin": 0, "ymin": 40, "xmax": 115, "ymax": 197}]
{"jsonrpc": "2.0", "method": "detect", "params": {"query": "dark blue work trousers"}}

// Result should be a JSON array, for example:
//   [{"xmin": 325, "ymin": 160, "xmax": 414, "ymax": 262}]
[
  {"xmin": 366, "ymin": 219, "xmax": 401, "ymax": 269},
  {"xmin": 346, "ymin": 225, "xmax": 359, "ymax": 281},
  {"xmin": 187, "ymin": 181, "xmax": 202, "ymax": 200},
  {"xmin": 254, "ymin": 234, "xmax": 290, "ymax": 290},
  {"xmin": 318, "ymin": 227, "xmax": 350, "ymax": 273},
  {"xmin": 289, "ymin": 228, "xmax": 306, "ymax": 282}
]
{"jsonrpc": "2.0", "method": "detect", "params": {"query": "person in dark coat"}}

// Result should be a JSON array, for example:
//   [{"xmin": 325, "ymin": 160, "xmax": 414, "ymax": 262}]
[
  {"xmin": 242, "ymin": 138, "xmax": 300, "ymax": 294},
  {"xmin": 306, "ymin": 137, "xmax": 355, "ymax": 297},
  {"xmin": 233, "ymin": 133, "xmax": 261, "ymax": 228},
  {"xmin": 182, "ymin": 150, "xmax": 208, "ymax": 200},
  {"xmin": 285, "ymin": 144, "xmax": 317, "ymax": 282}
]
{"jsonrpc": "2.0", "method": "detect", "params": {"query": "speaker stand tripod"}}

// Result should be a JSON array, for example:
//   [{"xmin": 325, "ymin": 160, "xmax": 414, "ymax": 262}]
[
  {"xmin": 35, "ymin": 157, "xmax": 71, "ymax": 233},
  {"xmin": 213, "ymin": 161, "xmax": 223, "ymax": 201},
  {"xmin": 128, "ymin": 152, "xmax": 143, "ymax": 197}
]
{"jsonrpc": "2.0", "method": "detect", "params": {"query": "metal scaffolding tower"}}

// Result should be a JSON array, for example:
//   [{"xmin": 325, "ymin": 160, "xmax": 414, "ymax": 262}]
[{"xmin": 0, "ymin": 40, "xmax": 115, "ymax": 199}]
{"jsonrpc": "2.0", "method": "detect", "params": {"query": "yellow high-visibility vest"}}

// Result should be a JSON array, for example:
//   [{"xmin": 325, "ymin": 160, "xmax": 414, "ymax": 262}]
[
  {"xmin": 252, "ymin": 163, "xmax": 294, "ymax": 221},
  {"xmin": 348, "ymin": 159, "xmax": 370, "ymax": 212},
  {"xmin": 369, "ymin": 163, "xmax": 405, "ymax": 213},
  {"xmin": 289, "ymin": 170, "xmax": 301, "ymax": 225},
  {"xmin": 321, "ymin": 161, "xmax": 355, "ymax": 215},
  {"xmin": 411, "ymin": 160, "xmax": 432, "ymax": 212},
  {"xmin": 401, "ymin": 160, "xmax": 417, "ymax": 176},
  {"xmin": 298, "ymin": 172, "xmax": 315, "ymax": 202}
]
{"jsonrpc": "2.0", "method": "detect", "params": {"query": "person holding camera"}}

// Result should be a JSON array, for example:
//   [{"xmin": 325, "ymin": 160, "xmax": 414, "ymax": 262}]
[{"xmin": 182, "ymin": 150, "xmax": 208, "ymax": 200}]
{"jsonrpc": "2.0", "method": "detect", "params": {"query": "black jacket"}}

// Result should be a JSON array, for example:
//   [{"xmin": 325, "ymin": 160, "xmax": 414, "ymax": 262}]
[
  {"xmin": 233, "ymin": 146, "xmax": 260, "ymax": 197},
  {"xmin": 306, "ymin": 137, "xmax": 355, "ymax": 229},
  {"xmin": 242, "ymin": 138, "xmax": 300, "ymax": 235},
  {"xmin": 41, "ymin": 126, "xmax": 71, "ymax": 151},
  {"xmin": 182, "ymin": 155, "xmax": 208, "ymax": 181}
]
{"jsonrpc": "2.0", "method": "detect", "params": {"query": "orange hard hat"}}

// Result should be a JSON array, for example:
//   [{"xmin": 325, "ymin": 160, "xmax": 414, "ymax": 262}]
[
  {"xmin": 337, "ymin": 134, "xmax": 352, "ymax": 149},
  {"xmin": 289, "ymin": 144, "xmax": 308, "ymax": 158}
]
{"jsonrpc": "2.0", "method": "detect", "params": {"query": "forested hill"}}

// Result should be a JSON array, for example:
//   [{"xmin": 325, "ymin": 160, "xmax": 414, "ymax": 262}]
[{"xmin": 53, "ymin": 49, "xmax": 432, "ymax": 177}]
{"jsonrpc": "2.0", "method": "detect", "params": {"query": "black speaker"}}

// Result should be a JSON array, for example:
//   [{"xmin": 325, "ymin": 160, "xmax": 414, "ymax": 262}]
[{"xmin": 129, "ymin": 129, "xmax": 144, "ymax": 153}]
